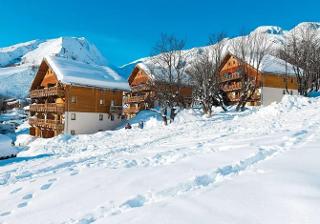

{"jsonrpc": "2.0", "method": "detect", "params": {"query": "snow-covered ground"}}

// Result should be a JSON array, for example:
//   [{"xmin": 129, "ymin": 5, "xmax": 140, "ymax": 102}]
[{"xmin": 0, "ymin": 96, "xmax": 320, "ymax": 224}]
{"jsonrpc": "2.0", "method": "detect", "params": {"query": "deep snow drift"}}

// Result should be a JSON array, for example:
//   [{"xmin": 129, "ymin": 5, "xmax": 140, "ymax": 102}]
[{"xmin": 0, "ymin": 95, "xmax": 320, "ymax": 224}]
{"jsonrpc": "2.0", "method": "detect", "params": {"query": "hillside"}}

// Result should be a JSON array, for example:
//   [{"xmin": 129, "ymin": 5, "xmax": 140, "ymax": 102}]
[
  {"xmin": 117, "ymin": 22, "xmax": 320, "ymax": 79},
  {"xmin": 0, "ymin": 95, "xmax": 319, "ymax": 223},
  {"xmin": 1, "ymin": 22, "xmax": 319, "ymax": 97},
  {"xmin": 0, "ymin": 37, "xmax": 107, "ymax": 98}
]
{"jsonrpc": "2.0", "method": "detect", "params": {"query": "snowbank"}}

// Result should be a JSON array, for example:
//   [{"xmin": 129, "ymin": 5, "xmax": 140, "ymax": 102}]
[{"xmin": 1, "ymin": 95, "xmax": 320, "ymax": 224}]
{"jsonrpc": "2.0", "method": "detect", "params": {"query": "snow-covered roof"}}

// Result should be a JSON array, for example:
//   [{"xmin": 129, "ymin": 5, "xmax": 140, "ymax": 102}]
[
  {"xmin": 45, "ymin": 56, "xmax": 129, "ymax": 90},
  {"xmin": 133, "ymin": 58, "xmax": 192, "ymax": 85},
  {"xmin": 259, "ymin": 55, "xmax": 297, "ymax": 76},
  {"xmin": 225, "ymin": 53, "xmax": 297, "ymax": 76}
]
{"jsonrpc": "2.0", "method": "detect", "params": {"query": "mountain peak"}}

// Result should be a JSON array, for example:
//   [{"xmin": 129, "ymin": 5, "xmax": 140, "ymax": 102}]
[{"xmin": 251, "ymin": 26, "xmax": 283, "ymax": 35}]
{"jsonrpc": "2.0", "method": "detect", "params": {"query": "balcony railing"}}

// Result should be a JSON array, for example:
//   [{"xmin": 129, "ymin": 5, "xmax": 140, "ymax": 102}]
[
  {"xmin": 228, "ymin": 95, "xmax": 261, "ymax": 103},
  {"xmin": 131, "ymin": 85, "xmax": 151, "ymax": 93},
  {"xmin": 222, "ymin": 83, "xmax": 242, "ymax": 92},
  {"xmin": 123, "ymin": 107, "xmax": 141, "ymax": 114},
  {"xmin": 123, "ymin": 95, "xmax": 148, "ymax": 104},
  {"xmin": 109, "ymin": 106, "xmax": 122, "ymax": 114},
  {"xmin": 29, "ymin": 118, "xmax": 64, "ymax": 130},
  {"xmin": 30, "ymin": 86, "xmax": 64, "ymax": 99},
  {"xmin": 30, "ymin": 103, "xmax": 65, "ymax": 113},
  {"xmin": 221, "ymin": 73, "xmax": 241, "ymax": 83}
]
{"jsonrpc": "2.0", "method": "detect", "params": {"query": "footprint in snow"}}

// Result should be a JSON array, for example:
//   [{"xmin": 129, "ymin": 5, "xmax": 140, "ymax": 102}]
[
  {"xmin": 10, "ymin": 187, "xmax": 22, "ymax": 194},
  {"xmin": 40, "ymin": 183, "xmax": 53, "ymax": 190},
  {"xmin": 40, "ymin": 178, "xmax": 57, "ymax": 190},
  {"xmin": 17, "ymin": 202, "xmax": 28, "ymax": 208},
  {"xmin": 0, "ymin": 211, "xmax": 11, "ymax": 216},
  {"xmin": 48, "ymin": 178, "xmax": 57, "ymax": 183},
  {"xmin": 22, "ymin": 193, "xmax": 33, "ymax": 200},
  {"xmin": 70, "ymin": 170, "xmax": 79, "ymax": 176}
]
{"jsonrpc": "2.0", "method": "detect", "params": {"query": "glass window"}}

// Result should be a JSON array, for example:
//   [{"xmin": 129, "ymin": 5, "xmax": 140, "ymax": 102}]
[
  {"xmin": 99, "ymin": 99, "xmax": 105, "ymax": 105},
  {"xmin": 71, "ymin": 113, "xmax": 76, "ymax": 120},
  {"xmin": 71, "ymin": 130, "xmax": 75, "ymax": 135},
  {"xmin": 71, "ymin": 96, "xmax": 76, "ymax": 103},
  {"xmin": 99, "ymin": 114, "xmax": 103, "ymax": 120},
  {"xmin": 111, "ymin": 114, "xmax": 114, "ymax": 121}
]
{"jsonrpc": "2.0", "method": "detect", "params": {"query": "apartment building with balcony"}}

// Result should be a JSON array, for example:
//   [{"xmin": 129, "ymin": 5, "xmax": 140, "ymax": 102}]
[
  {"xmin": 29, "ymin": 56, "xmax": 129, "ymax": 138},
  {"xmin": 123, "ymin": 63, "xmax": 192, "ymax": 118},
  {"xmin": 219, "ymin": 53, "xmax": 298, "ymax": 106}
]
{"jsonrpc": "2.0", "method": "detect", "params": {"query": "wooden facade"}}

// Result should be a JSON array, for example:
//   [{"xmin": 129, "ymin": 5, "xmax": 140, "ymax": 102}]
[
  {"xmin": 219, "ymin": 54, "xmax": 298, "ymax": 106},
  {"xmin": 124, "ymin": 65, "xmax": 192, "ymax": 118},
  {"xmin": 29, "ymin": 58, "xmax": 124, "ymax": 138}
]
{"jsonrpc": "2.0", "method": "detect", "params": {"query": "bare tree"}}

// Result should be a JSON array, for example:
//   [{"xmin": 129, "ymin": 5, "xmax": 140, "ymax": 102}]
[
  {"xmin": 279, "ymin": 28, "xmax": 320, "ymax": 95},
  {"xmin": 230, "ymin": 31, "xmax": 272, "ymax": 111},
  {"xmin": 149, "ymin": 34, "xmax": 190, "ymax": 122},
  {"xmin": 187, "ymin": 33, "xmax": 228, "ymax": 116}
]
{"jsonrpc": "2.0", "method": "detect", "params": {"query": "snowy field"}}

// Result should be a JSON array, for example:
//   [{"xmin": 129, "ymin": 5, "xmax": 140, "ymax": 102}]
[{"xmin": 0, "ymin": 96, "xmax": 320, "ymax": 224}]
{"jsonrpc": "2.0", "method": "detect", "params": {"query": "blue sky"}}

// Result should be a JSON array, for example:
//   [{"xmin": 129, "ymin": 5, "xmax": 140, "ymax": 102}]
[{"xmin": 0, "ymin": 0, "xmax": 319, "ymax": 66}]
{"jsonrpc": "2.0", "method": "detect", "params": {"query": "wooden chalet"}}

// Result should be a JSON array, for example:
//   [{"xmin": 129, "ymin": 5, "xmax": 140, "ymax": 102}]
[
  {"xmin": 219, "ymin": 53, "xmax": 298, "ymax": 106},
  {"xmin": 124, "ymin": 63, "xmax": 192, "ymax": 118},
  {"xmin": 29, "ymin": 56, "xmax": 129, "ymax": 138}
]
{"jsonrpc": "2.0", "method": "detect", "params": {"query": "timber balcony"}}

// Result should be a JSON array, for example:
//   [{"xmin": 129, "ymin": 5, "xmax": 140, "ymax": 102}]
[
  {"xmin": 131, "ymin": 85, "xmax": 151, "ymax": 93},
  {"xmin": 123, "ymin": 95, "xmax": 148, "ymax": 104},
  {"xmin": 222, "ymin": 83, "xmax": 242, "ymax": 92},
  {"xmin": 220, "ymin": 73, "xmax": 241, "ymax": 83},
  {"xmin": 109, "ymin": 106, "xmax": 123, "ymax": 114},
  {"xmin": 29, "ymin": 118, "xmax": 64, "ymax": 130},
  {"xmin": 30, "ymin": 103, "xmax": 65, "ymax": 113},
  {"xmin": 30, "ymin": 86, "xmax": 64, "ymax": 99},
  {"xmin": 123, "ymin": 107, "xmax": 141, "ymax": 114}
]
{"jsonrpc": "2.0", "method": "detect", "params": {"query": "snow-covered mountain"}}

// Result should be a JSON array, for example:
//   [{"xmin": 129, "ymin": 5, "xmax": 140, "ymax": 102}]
[
  {"xmin": 117, "ymin": 22, "xmax": 320, "ymax": 79},
  {"xmin": 0, "ymin": 37, "xmax": 107, "ymax": 98},
  {"xmin": 1, "ymin": 22, "xmax": 320, "ymax": 98}
]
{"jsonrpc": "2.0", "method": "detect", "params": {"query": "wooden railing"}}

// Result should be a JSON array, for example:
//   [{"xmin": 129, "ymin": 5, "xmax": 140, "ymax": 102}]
[
  {"xmin": 29, "ymin": 118, "xmax": 64, "ymax": 130},
  {"xmin": 131, "ymin": 85, "xmax": 151, "ymax": 93},
  {"xmin": 30, "ymin": 86, "xmax": 64, "ymax": 98},
  {"xmin": 222, "ymin": 83, "xmax": 242, "ymax": 92},
  {"xmin": 30, "ymin": 103, "xmax": 65, "ymax": 113},
  {"xmin": 123, "ymin": 95, "xmax": 148, "ymax": 104},
  {"xmin": 109, "ymin": 106, "xmax": 122, "ymax": 114},
  {"xmin": 220, "ymin": 73, "xmax": 241, "ymax": 83},
  {"xmin": 123, "ymin": 107, "xmax": 141, "ymax": 114}
]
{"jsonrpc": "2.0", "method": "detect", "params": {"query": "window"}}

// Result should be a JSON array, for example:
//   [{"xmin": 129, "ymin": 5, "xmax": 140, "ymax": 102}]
[
  {"xmin": 71, "ymin": 113, "xmax": 76, "ymax": 120},
  {"xmin": 70, "ymin": 130, "xmax": 76, "ymax": 135},
  {"xmin": 99, "ymin": 114, "xmax": 103, "ymax": 121},
  {"xmin": 71, "ymin": 96, "xmax": 76, "ymax": 103},
  {"xmin": 99, "ymin": 99, "xmax": 105, "ymax": 105},
  {"xmin": 110, "ymin": 100, "xmax": 115, "ymax": 107},
  {"xmin": 111, "ymin": 114, "xmax": 114, "ymax": 121}
]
